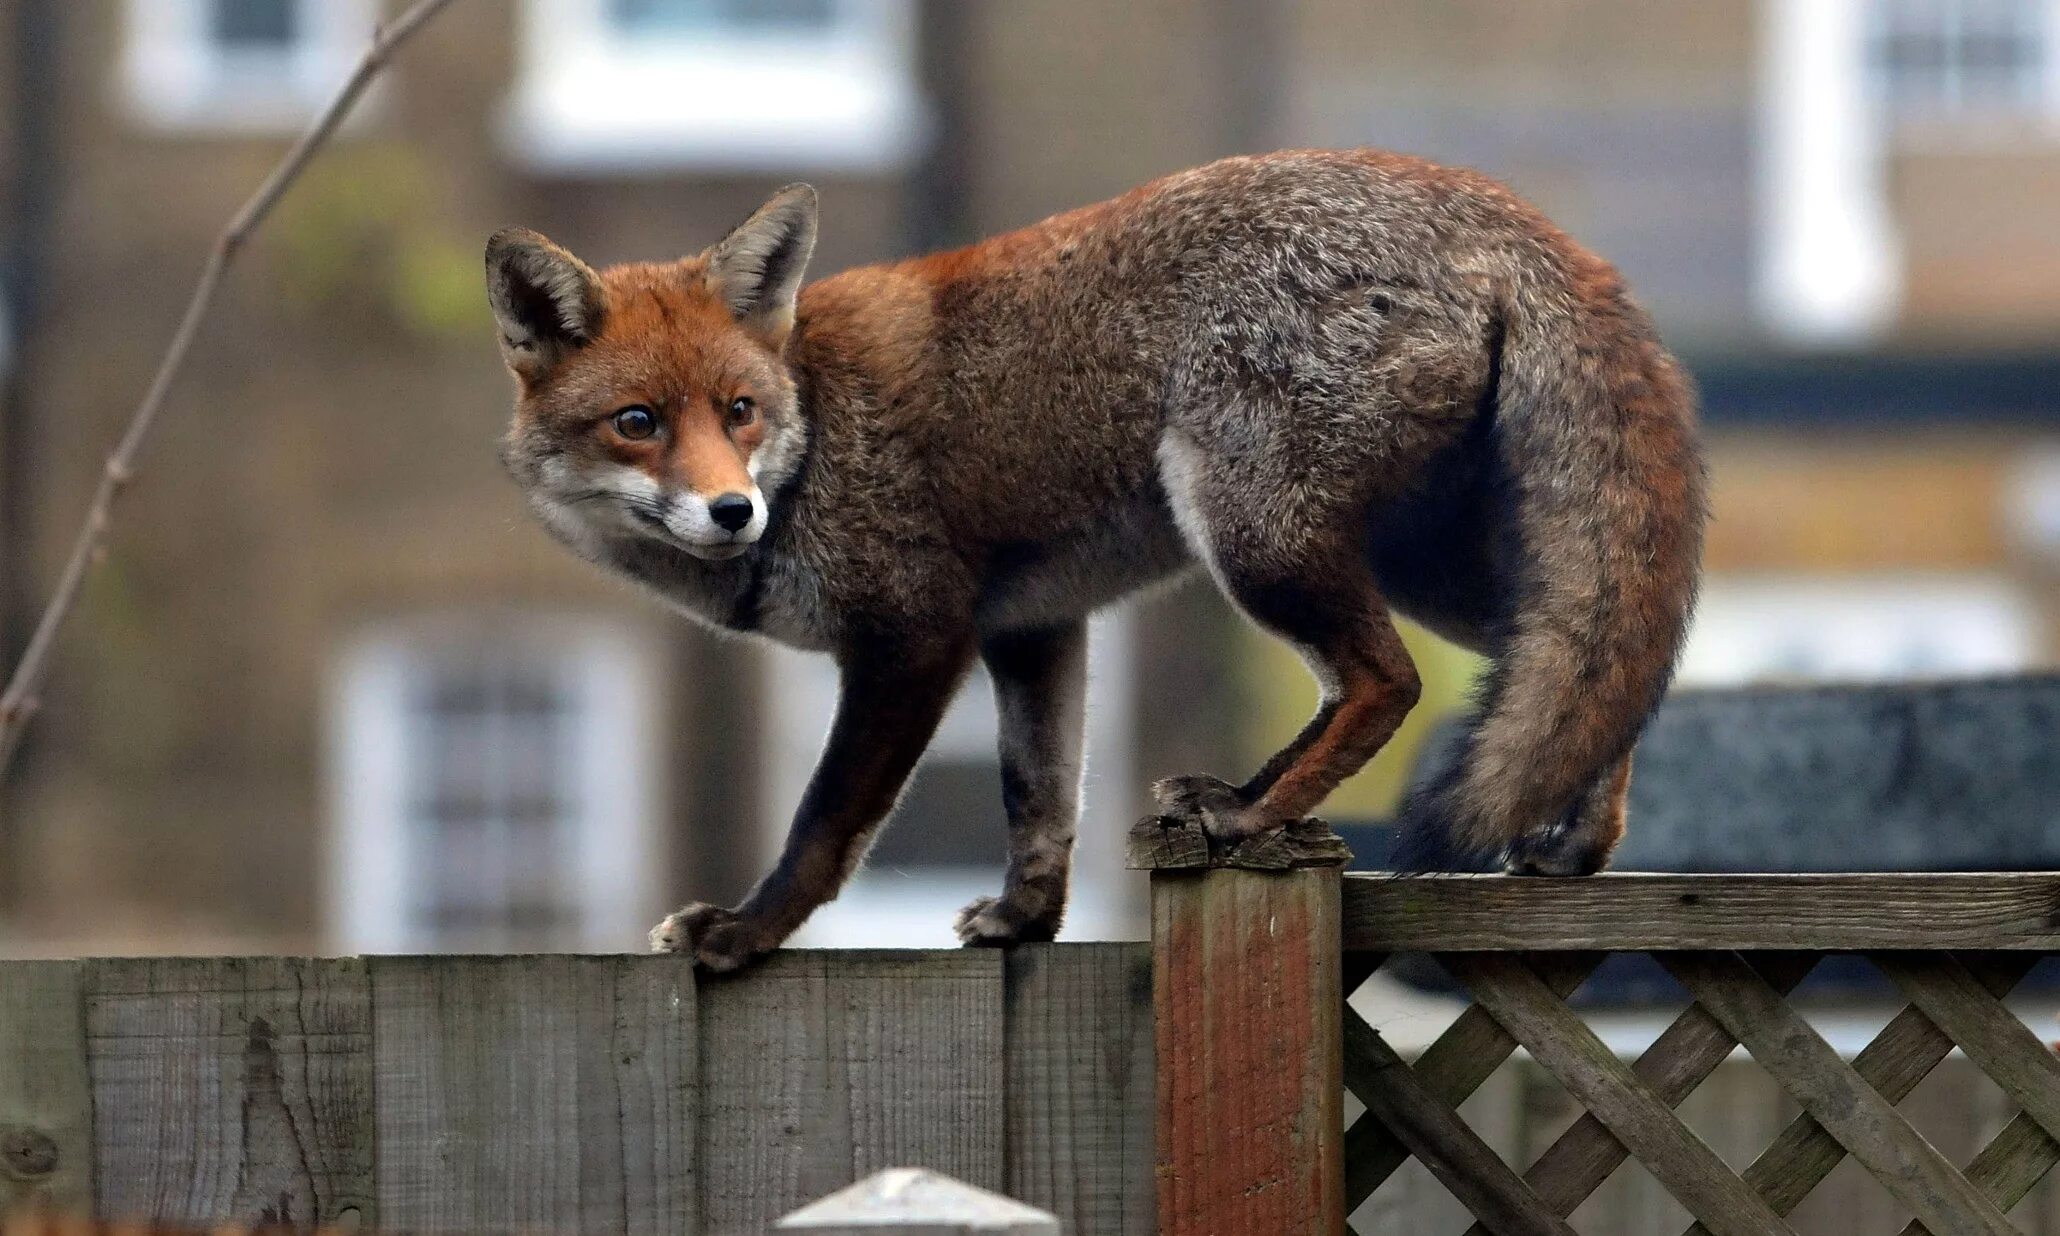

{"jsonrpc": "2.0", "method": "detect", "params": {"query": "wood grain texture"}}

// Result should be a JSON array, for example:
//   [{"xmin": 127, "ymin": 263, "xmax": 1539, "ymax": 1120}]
[
  {"xmin": 1659, "ymin": 952, "xmax": 2016, "ymax": 1236},
  {"xmin": 1682, "ymin": 954, "xmax": 2035, "ymax": 1236},
  {"xmin": 1345, "ymin": 954, "xmax": 1599, "ymax": 1209},
  {"xmin": 370, "ymin": 954, "xmax": 697, "ymax": 1233},
  {"xmin": 1155, "ymin": 868, "xmax": 1344, "ymax": 1236},
  {"xmin": 1442, "ymin": 955, "xmax": 1795, "ymax": 1236},
  {"xmin": 1345, "ymin": 874, "xmax": 2060, "ymax": 950},
  {"xmin": 1129, "ymin": 816, "xmax": 1352, "ymax": 871},
  {"xmin": 1341, "ymin": 1006, "xmax": 1573, "ymax": 1236},
  {"xmin": 1899, "ymin": 1113, "xmax": 2060, "ymax": 1236},
  {"xmin": 85, "ymin": 957, "xmax": 373, "ymax": 1227},
  {"xmin": 1457, "ymin": 955, "xmax": 1818, "ymax": 1236},
  {"xmin": 1873, "ymin": 952, "xmax": 2060, "ymax": 1143},
  {"xmin": 1002, "ymin": 944, "xmax": 1153, "ymax": 1236},
  {"xmin": 696, "ymin": 950, "xmax": 1005, "ymax": 1234},
  {"xmin": 0, "ymin": 962, "xmax": 90, "ymax": 1215}
]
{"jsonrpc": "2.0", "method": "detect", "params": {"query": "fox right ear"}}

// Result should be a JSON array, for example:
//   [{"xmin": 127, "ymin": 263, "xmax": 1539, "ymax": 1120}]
[{"xmin": 485, "ymin": 228, "xmax": 604, "ymax": 381}]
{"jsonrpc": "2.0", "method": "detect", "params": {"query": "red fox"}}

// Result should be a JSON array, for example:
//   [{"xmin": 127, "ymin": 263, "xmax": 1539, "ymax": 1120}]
[{"xmin": 486, "ymin": 149, "xmax": 1705, "ymax": 970}]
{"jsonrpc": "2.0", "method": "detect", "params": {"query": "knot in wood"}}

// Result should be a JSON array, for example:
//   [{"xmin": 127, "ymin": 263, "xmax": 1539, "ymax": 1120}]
[{"xmin": 0, "ymin": 1126, "xmax": 58, "ymax": 1178}]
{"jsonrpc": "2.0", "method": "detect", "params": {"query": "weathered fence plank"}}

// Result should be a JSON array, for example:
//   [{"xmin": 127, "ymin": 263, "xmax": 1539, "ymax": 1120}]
[
  {"xmin": 1457, "ymin": 954, "xmax": 1818, "ymax": 1236},
  {"xmin": 1341, "ymin": 1006, "xmax": 1573, "ymax": 1236},
  {"xmin": 1901, "ymin": 1113, "xmax": 2060, "ymax": 1236},
  {"xmin": 1660, "ymin": 951, "xmax": 2017, "ymax": 1236},
  {"xmin": 85, "ymin": 957, "xmax": 373, "ymax": 1227},
  {"xmin": 1681, "ymin": 954, "xmax": 2035, "ymax": 1236},
  {"xmin": 1873, "ymin": 952, "xmax": 2060, "ymax": 1146},
  {"xmin": 1442, "ymin": 954, "xmax": 1796, "ymax": 1236},
  {"xmin": 1345, "ymin": 953, "xmax": 1598, "ymax": 1209},
  {"xmin": 1001, "ymin": 943, "xmax": 1153, "ymax": 1236},
  {"xmin": 695, "ymin": 950, "xmax": 1005, "ymax": 1233},
  {"xmin": 1345, "ymin": 874, "xmax": 2060, "ymax": 951},
  {"xmin": 0, "ymin": 962, "xmax": 90, "ymax": 1215},
  {"xmin": 1153, "ymin": 865, "xmax": 1346, "ymax": 1236},
  {"xmin": 370, "ymin": 954, "xmax": 697, "ymax": 1233}
]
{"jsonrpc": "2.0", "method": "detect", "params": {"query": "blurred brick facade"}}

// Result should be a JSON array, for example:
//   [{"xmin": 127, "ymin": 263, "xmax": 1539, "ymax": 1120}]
[{"xmin": 5, "ymin": 0, "xmax": 2060, "ymax": 950}]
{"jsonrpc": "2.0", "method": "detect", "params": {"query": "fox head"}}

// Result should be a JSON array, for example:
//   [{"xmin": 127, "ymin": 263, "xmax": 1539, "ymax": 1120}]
[{"xmin": 486, "ymin": 184, "xmax": 817, "ymax": 562}]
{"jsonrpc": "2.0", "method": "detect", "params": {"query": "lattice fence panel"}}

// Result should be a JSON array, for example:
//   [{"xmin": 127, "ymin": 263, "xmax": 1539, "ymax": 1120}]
[{"xmin": 1343, "ymin": 950, "xmax": 2060, "ymax": 1236}]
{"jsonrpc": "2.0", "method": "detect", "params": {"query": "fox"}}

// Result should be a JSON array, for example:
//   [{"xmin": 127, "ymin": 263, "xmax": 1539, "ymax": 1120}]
[{"xmin": 485, "ymin": 149, "xmax": 1705, "ymax": 971}]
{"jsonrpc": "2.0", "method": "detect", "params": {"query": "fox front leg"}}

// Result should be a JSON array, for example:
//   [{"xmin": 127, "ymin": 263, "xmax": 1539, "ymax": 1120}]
[
  {"xmin": 956, "ymin": 623, "xmax": 1086, "ymax": 946},
  {"xmin": 651, "ymin": 637, "xmax": 971, "ymax": 970}
]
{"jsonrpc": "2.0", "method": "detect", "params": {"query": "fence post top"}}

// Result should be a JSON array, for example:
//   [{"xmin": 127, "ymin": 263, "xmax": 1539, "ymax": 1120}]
[
  {"xmin": 776, "ymin": 1167, "xmax": 1060, "ymax": 1232},
  {"xmin": 1128, "ymin": 813, "xmax": 1353, "ymax": 872}
]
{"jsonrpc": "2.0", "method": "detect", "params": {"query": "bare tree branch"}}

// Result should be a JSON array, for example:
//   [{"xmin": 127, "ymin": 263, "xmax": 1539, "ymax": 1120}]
[{"xmin": 0, "ymin": 0, "xmax": 462, "ymax": 778}]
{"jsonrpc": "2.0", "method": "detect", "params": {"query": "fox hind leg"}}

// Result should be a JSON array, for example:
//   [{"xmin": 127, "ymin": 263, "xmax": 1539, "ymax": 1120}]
[
  {"xmin": 957, "ymin": 623, "xmax": 1086, "ymax": 946},
  {"xmin": 1152, "ymin": 496, "xmax": 1423, "ymax": 840}
]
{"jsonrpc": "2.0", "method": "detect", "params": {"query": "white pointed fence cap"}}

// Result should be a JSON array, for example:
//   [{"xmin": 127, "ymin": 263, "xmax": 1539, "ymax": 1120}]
[{"xmin": 776, "ymin": 1167, "xmax": 1060, "ymax": 1233}]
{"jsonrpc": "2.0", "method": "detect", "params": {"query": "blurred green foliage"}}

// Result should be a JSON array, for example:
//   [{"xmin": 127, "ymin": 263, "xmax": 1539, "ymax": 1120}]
[{"xmin": 271, "ymin": 145, "xmax": 486, "ymax": 342}]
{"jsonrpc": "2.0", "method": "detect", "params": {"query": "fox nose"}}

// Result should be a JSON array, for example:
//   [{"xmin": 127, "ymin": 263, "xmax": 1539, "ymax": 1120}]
[{"xmin": 708, "ymin": 492, "xmax": 755, "ymax": 533}]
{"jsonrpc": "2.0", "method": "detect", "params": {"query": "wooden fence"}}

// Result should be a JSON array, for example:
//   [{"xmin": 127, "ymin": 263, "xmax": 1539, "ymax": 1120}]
[
  {"xmin": 9, "ymin": 832, "xmax": 2060, "ymax": 1234},
  {"xmin": 1131, "ymin": 808, "xmax": 2060, "ymax": 1236},
  {"xmin": 0, "ymin": 948, "xmax": 1152, "ymax": 1234},
  {"xmin": 1326, "ymin": 873, "xmax": 2060, "ymax": 1236}
]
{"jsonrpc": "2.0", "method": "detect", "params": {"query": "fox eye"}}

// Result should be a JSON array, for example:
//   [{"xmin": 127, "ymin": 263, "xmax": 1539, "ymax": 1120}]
[
  {"xmin": 726, "ymin": 396, "xmax": 757, "ymax": 428},
  {"xmin": 612, "ymin": 405, "xmax": 657, "ymax": 440}
]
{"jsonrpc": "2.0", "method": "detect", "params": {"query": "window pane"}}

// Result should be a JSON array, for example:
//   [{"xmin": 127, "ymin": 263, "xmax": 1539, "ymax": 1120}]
[
  {"xmin": 211, "ymin": 0, "xmax": 299, "ymax": 48},
  {"xmin": 403, "ymin": 651, "xmax": 581, "ymax": 948},
  {"xmin": 1869, "ymin": 0, "xmax": 2048, "ymax": 118}
]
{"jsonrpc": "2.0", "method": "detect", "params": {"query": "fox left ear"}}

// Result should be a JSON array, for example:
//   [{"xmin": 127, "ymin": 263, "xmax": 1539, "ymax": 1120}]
[{"xmin": 705, "ymin": 183, "xmax": 818, "ymax": 348}]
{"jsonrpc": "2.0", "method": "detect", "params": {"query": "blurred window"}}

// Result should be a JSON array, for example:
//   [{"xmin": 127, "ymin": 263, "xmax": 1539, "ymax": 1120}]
[
  {"xmin": 507, "ymin": 0, "xmax": 929, "ymax": 172},
  {"xmin": 1676, "ymin": 575, "xmax": 2039, "ymax": 686},
  {"xmin": 329, "ymin": 621, "xmax": 662, "ymax": 952},
  {"xmin": 118, "ymin": 0, "xmax": 378, "ymax": 132},
  {"xmin": 1868, "ymin": 0, "xmax": 2056, "ymax": 124}
]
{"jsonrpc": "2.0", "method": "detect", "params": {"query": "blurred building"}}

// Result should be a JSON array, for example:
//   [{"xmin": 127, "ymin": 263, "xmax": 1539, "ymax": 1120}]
[{"xmin": 3, "ymin": 0, "xmax": 2060, "ymax": 955}]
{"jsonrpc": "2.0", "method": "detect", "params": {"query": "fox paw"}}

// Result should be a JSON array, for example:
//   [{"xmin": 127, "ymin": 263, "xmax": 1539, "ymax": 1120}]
[
  {"xmin": 1151, "ymin": 773, "xmax": 1273, "ymax": 843},
  {"xmin": 649, "ymin": 902, "xmax": 769, "ymax": 972},
  {"xmin": 954, "ymin": 894, "xmax": 1060, "ymax": 947}
]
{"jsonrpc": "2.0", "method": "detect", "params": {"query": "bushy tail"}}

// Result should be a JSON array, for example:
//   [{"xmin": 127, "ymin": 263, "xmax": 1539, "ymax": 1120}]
[{"xmin": 1391, "ymin": 258, "xmax": 1706, "ymax": 872}]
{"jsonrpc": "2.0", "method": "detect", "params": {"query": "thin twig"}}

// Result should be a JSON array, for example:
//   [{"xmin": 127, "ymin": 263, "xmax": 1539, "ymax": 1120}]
[{"xmin": 0, "ymin": 0, "xmax": 462, "ymax": 778}]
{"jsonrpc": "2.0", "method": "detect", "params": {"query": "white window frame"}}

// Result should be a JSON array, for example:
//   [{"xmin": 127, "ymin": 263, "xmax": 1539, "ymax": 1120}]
[
  {"xmin": 505, "ymin": 0, "xmax": 930, "ymax": 173},
  {"xmin": 326, "ymin": 615, "xmax": 666, "ymax": 953},
  {"xmin": 119, "ymin": 0, "xmax": 379, "ymax": 133},
  {"xmin": 1757, "ymin": 0, "xmax": 2060, "ymax": 345},
  {"xmin": 772, "ymin": 610, "xmax": 1140, "ymax": 948}
]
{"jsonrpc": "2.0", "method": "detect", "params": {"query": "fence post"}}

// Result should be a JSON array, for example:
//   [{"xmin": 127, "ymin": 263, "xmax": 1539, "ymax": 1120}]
[
  {"xmin": 1132, "ymin": 814, "xmax": 1352, "ymax": 1236},
  {"xmin": 776, "ymin": 1167, "xmax": 1061, "ymax": 1234}
]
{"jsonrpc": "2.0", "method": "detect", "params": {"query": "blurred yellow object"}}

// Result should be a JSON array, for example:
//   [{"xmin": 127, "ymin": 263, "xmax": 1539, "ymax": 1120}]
[{"xmin": 1237, "ymin": 618, "xmax": 1484, "ymax": 819}]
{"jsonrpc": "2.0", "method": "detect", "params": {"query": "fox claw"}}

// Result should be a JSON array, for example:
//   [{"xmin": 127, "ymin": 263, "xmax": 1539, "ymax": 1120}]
[{"xmin": 649, "ymin": 902, "xmax": 769, "ymax": 972}]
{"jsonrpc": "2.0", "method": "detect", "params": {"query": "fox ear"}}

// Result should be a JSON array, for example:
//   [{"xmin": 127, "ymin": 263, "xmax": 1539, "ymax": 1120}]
[
  {"xmin": 705, "ymin": 184, "xmax": 817, "ymax": 347},
  {"xmin": 485, "ymin": 228, "xmax": 604, "ymax": 380}
]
